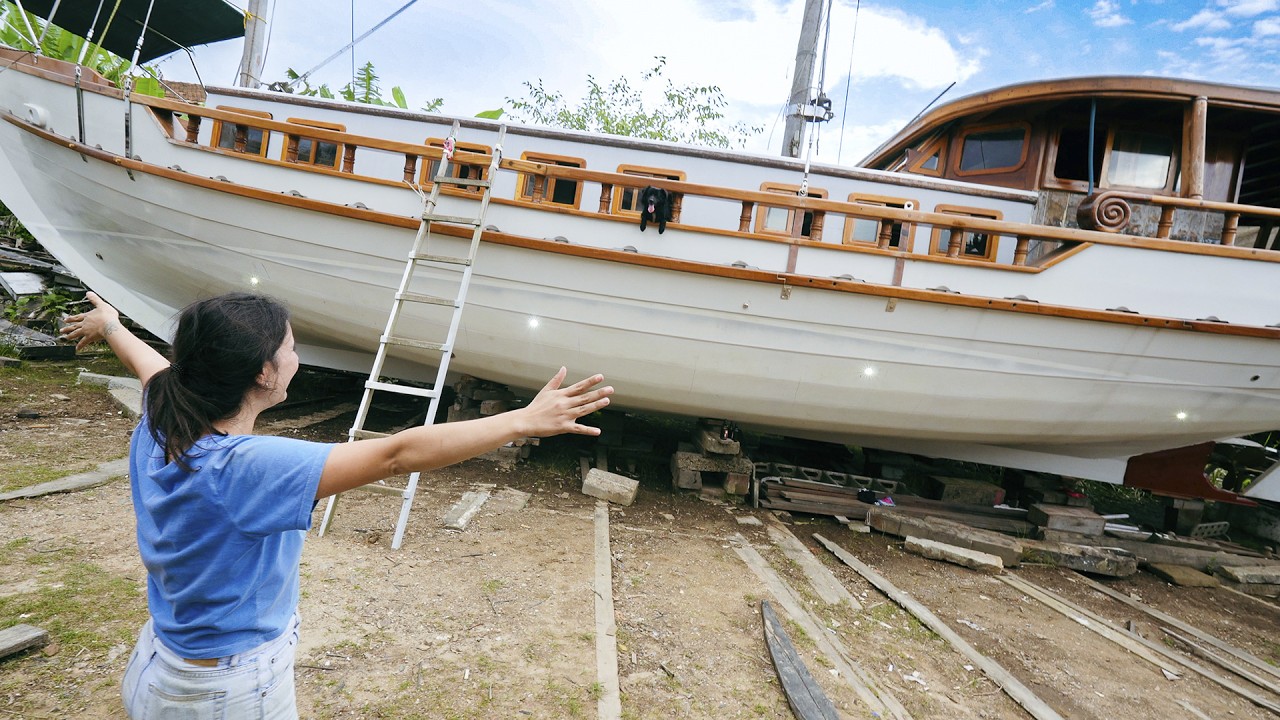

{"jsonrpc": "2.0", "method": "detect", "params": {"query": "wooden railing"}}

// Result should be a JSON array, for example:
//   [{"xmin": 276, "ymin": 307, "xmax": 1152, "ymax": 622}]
[
  {"xmin": 1078, "ymin": 190, "xmax": 1280, "ymax": 247},
  {"xmin": 134, "ymin": 96, "xmax": 1280, "ymax": 268}
]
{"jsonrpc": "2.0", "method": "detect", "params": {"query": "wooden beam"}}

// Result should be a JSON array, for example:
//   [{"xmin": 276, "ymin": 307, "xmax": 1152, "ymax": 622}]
[
  {"xmin": 813, "ymin": 534, "xmax": 1066, "ymax": 720},
  {"xmin": 728, "ymin": 533, "xmax": 911, "ymax": 720},
  {"xmin": 1186, "ymin": 96, "xmax": 1208, "ymax": 200},
  {"xmin": 761, "ymin": 600, "xmax": 840, "ymax": 720},
  {"xmin": 0, "ymin": 624, "xmax": 48, "ymax": 660},
  {"xmin": 593, "ymin": 502, "xmax": 622, "ymax": 719},
  {"xmin": 764, "ymin": 519, "xmax": 863, "ymax": 610}
]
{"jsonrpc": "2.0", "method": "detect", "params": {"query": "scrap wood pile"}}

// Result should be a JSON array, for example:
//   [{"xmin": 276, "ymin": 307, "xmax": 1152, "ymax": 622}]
[{"xmin": 759, "ymin": 472, "xmax": 1280, "ymax": 589}]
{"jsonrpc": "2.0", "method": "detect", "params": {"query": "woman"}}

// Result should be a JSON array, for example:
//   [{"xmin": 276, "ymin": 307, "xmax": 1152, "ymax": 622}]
[{"xmin": 62, "ymin": 291, "xmax": 612, "ymax": 719}]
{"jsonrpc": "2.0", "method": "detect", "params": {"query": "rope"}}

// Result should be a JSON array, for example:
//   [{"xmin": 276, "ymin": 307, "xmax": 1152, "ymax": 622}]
[{"xmin": 837, "ymin": 0, "xmax": 860, "ymax": 164}]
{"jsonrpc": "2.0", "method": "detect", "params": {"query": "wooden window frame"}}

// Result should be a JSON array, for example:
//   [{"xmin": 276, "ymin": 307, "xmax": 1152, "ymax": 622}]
[
  {"xmin": 928, "ymin": 204, "xmax": 1003, "ymax": 261},
  {"xmin": 517, "ymin": 151, "xmax": 585, "ymax": 209},
  {"xmin": 952, "ymin": 122, "xmax": 1030, "ymax": 178},
  {"xmin": 210, "ymin": 106, "xmax": 272, "ymax": 158},
  {"xmin": 841, "ymin": 193, "xmax": 917, "ymax": 251},
  {"xmin": 611, "ymin": 165, "xmax": 686, "ymax": 222},
  {"xmin": 421, "ymin": 137, "xmax": 493, "ymax": 196},
  {"xmin": 753, "ymin": 182, "xmax": 828, "ymax": 239},
  {"xmin": 905, "ymin": 135, "xmax": 946, "ymax": 177},
  {"xmin": 1097, "ymin": 126, "xmax": 1180, "ymax": 194},
  {"xmin": 281, "ymin": 117, "xmax": 344, "ymax": 170}
]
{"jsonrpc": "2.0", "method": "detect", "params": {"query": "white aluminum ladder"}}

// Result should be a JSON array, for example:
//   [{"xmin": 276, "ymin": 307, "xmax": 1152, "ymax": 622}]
[{"xmin": 317, "ymin": 121, "xmax": 506, "ymax": 549}]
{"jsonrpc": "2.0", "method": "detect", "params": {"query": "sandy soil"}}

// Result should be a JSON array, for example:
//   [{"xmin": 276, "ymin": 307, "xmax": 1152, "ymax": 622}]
[{"xmin": 3, "ymin": 361, "xmax": 1280, "ymax": 719}]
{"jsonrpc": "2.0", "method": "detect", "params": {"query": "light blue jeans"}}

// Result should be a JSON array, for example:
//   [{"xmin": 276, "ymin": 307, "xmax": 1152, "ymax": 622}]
[{"xmin": 121, "ymin": 614, "xmax": 300, "ymax": 719}]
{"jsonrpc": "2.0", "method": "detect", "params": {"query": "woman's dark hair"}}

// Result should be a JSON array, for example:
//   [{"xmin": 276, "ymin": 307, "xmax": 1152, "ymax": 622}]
[{"xmin": 144, "ymin": 293, "xmax": 290, "ymax": 470}]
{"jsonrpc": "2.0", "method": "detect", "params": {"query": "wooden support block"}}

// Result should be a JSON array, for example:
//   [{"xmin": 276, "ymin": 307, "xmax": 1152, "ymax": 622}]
[
  {"xmin": 1019, "ymin": 539, "xmax": 1137, "ymax": 577},
  {"xmin": 724, "ymin": 472, "xmax": 750, "ymax": 495},
  {"xmin": 479, "ymin": 399, "xmax": 510, "ymax": 415},
  {"xmin": 925, "ymin": 476, "xmax": 1006, "ymax": 505},
  {"xmin": 866, "ymin": 507, "xmax": 1023, "ymax": 566},
  {"xmin": 0, "ymin": 624, "xmax": 48, "ymax": 660},
  {"xmin": 583, "ymin": 468, "xmax": 638, "ymax": 506},
  {"xmin": 1028, "ymin": 504, "xmax": 1105, "ymax": 536},
  {"xmin": 696, "ymin": 423, "xmax": 740, "ymax": 456},
  {"xmin": 447, "ymin": 405, "xmax": 482, "ymax": 423},
  {"xmin": 1216, "ymin": 564, "xmax": 1280, "ymax": 585},
  {"xmin": 443, "ymin": 490, "xmax": 491, "ymax": 531},
  {"xmin": 1146, "ymin": 563, "xmax": 1220, "ymax": 588}
]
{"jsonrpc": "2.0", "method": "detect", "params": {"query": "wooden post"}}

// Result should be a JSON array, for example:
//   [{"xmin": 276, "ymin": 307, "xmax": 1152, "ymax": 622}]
[
  {"xmin": 809, "ymin": 211, "xmax": 825, "ymax": 242},
  {"xmin": 671, "ymin": 193, "xmax": 684, "ymax": 223},
  {"xmin": 341, "ymin": 145, "xmax": 355, "ymax": 173},
  {"xmin": 532, "ymin": 176, "xmax": 547, "ymax": 203},
  {"xmin": 598, "ymin": 184, "xmax": 612, "ymax": 214},
  {"xmin": 285, "ymin": 135, "xmax": 299, "ymax": 163},
  {"xmin": 183, "ymin": 114, "xmax": 200, "ymax": 144},
  {"xmin": 402, "ymin": 154, "xmax": 417, "ymax": 184},
  {"xmin": 1186, "ymin": 96, "xmax": 1207, "ymax": 200},
  {"xmin": 738, "ymin": 201, "xmax": 754, "ymax": 233},
  {"xmin": 233, "ymin": 124, "xmax": 247, "ymax": 153},
  {"xmin": 1013, "ymin": 235, "xmax": 1030, "ymax": 266},
  {"xmin": 1157, "ymin": 206, "xmax": 1175, "ymax": 238},
  {"xmin": 1222, "ymin": 212, "xmax": 1239, "ymax": 246},
  {"xmin": 876, "ymin": 219, "xmax": 893, "ymax": 249},
  {"xmin": 947, "ymin": 228, "xmax": 962, "ymax": 258}
]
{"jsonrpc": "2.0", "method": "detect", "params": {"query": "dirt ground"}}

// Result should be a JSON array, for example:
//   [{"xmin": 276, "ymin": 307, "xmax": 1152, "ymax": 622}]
[{"xmin": 3, "ymin": 359, "xmax": 1280, "ymax": 719}]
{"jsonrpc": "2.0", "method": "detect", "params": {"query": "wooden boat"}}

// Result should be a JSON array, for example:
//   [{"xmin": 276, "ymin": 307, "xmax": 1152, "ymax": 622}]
[{"xmin": 2, "ymin": 31, "xmax": 1279, "ymax": 500}]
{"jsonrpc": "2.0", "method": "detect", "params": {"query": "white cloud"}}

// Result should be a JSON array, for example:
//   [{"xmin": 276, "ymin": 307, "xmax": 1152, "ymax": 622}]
[
  {"xmin": 1217, "ymin": 0, "xmax": 1279, "ymax": 17},
  {"xmin": 1025, "ymin": 0, "xmax": 1055, "ymax": 13},
  {"xmin": 1171, "ymin": 9, "xmax": 1232, "ymax": 31},
  {"xmin": 1255, "ymin": 16, "xmax": 1280, "ymax": 34},
  {"xmin": 1087, "ymin": 0, "xmax": 1132, "ymax": 27}
]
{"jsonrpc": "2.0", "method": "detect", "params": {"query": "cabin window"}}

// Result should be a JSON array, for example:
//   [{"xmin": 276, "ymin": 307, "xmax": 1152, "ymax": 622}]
[
  {"xmin": 422, "ymin": 138, "xmax": 492, "ymax": 195},
  {"xmin": 517, "ymin": 152, "xmax": 584, "ymax": 208},
  {"xmin": 211, "ymin": 106, "xmax": 272, "ymax": 158},
  {"xmin": 1106, "ymin": 130, "xmax": 1174, "ymax": 189},
  {"xmin": 284, "ymin": 118, "xmax": 343, "ymax": 169},
  {"xmin": 955, "ymin": 123, "xmax": 1029, "ymax": 175},
  {"xmin": 754, "ymin": 183, "xmax": 828, "ymax": 239},
  {"xmin": 1051, "ymin": 124, "xmax": 1105, "ymax": 184},
  {"xmin": 930, "ymin": 205, "xmax": 1002, "ymax": 261},
  {"xmin": 612, "ymin": 165, "xmax": 685, "ymax": 221},
  {"xmin": 905, "ymin": 135, "xmax": 946, "ymax": 177},
  {"xmin": 842, "ymin": 194, "xmax": 916, "ymax": 250}
]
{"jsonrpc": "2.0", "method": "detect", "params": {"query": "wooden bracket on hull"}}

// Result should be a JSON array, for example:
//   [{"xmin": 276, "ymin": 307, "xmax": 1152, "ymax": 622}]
[{"xmin": 1123, "ymin": 442, "xmax": 1257, "ymax": 506}]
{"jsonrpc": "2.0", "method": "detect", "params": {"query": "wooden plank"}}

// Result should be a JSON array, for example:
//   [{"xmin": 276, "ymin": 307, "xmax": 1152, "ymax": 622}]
[
  {"xmin": 728, "ymin": 534, "xmax": 911, "ymax": 720},
  {"xmin": 761, "ymin": 600, "xmax": 839, "ymax": 720},
  {"xmin": 0, "ymin": 624, "xmax": 48, "ymax": 660},
  {"xmin": 812, "ymin": 535, "xmax": 1065, "ymax": 720},
  {"xmin": 0, "ymin": 458, "xmax": 129, "ymax": 501},
  {"xmin": 1027, "ymin": 504, "xmax": 1105, "ymax": 536},
  {"xmin": 593, "ymin": 502, "xmax": 622, "ymax": 720},
  {"xmin": 1001, "ymin": 574, "xmax": 1280, "ymax": 715},
  {"xmin": 442, "ymin": 491, "xmax": 490, "ymax": 531},
  {"xmin": 764, "ymin": 519, "xmax": 863, "ymax": 610},
  {"xmin": 1159, "ymin": 626, "xmax": 1280, "ymax": 696},
  {"xmin": 1077, "ymin": 574, "xmax": 1280, "ymax": 684}
]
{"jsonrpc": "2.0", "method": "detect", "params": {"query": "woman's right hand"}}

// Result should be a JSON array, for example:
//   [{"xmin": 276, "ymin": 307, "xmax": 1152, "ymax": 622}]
[
  {"xmin": 60, "ymin": 291, "xmax": 121, "ymax": 351},
  {"xmin": 517, "ymin": 367, "xmax": 613, "ymax": 438}
]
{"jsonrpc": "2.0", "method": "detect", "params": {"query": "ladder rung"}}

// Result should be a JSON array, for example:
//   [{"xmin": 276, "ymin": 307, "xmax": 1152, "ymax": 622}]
[
  {"xmin": 381, "ymin": 335, "xmax": 447, "ymax": 352},
  {"xmin": 356, "ymin": 483, "xmax": 408, "ymax": 497},
  {"xmin": 349, "ymin": 428, "xmax": 390, "ymax": 440},
  {"xmin": 396, "ymin": 291, "xmax": 457, "ymax": 307},
  {"xmin": 411, "ymin": 253, "xmax": 472, "ymax": 266},
  {"xmin": 422, "ymin": 212, "xmax": 481, "ymax": 226},
  {"xmin": 433, "ymin": 175, "xmax": 490, "ymax": 188},
  {"xmin": 364, "ymin": 379, "xmax": 442, "ymax": 398}
]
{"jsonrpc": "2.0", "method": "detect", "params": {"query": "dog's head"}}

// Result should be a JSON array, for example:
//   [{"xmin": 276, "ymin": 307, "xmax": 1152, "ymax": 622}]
[{"xmin": 640, "ymin": 186, "xmax": 669, "ymax": 216}]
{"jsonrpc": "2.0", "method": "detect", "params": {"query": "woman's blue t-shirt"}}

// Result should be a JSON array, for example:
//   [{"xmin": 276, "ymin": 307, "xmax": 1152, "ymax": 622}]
[{"xmin": 129, "ymin": 416, "xmax": 332, "ymax": 658}]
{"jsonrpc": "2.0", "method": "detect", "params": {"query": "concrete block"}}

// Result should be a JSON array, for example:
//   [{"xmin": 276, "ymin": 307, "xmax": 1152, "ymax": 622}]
[
  {"xmin": 583, "ymin": 468, "xmax": 638, "ymax": 506},
  {"xmin": 724, "ymin": 472, "xmax": 750, "ymax": 495},
  {"xmin": 926, "ymin": 476, "xmax": 1006, "ymax": 505},
  {"xmin": 1146, "ymin": 563, "xmax": 1219, "ymax": 587},
  {"xmin": 479, "ymin": 399, "xmax": 511, "ymax": 415},
  {"xmin": 1216, "ymin": 564, "xmax": 1280, "ymax": 585},
  {"xmin": 447, "ymin": 405, "xmax": 482, "ymax": 423},
  {"xmin": 672, "ymin": 466, "xmax": 702, "ymax": 490},
  {"xmin": 1020, "ymin": 539, "xmax": 1138, "ymax": 577},
  {"xmin": 109, "ymin": 386, "xmax": 142, "ymax": 419},
  {"xmin": 905, "ymin": 536, "xmax": 1003, "ymax": 574},
  {"xmin": 866, "ymin": 507, "xmax": 1023, "ymax": 566},
  {"xmin": 695, "ymin": 422, "xmax": 740, "ymax": 456},
  {"xmin": 671, "ymin": 450, "xmax": 754, "ymax": 475}
]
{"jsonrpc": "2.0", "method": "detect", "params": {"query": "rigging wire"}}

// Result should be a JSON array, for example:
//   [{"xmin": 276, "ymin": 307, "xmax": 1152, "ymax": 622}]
[
  {"xmin": 350, "ymin": 0, "xmax": 355, "ymax": 89},
  {"xmin": 836, "ymin": 0, "xmax": 861, "ymax": 164},
  {"xmin": 285, "ymin": 0, "xmax": 418, "ymax": 91},
  {"xmin": 260, "ymin": 0, "xmax": 278, "ymax": 72}
]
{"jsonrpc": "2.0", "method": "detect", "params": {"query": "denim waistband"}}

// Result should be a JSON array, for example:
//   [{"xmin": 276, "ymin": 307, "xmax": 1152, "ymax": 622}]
[{"xmin": 149, "ymin": 614, "xmax": 300, "ymax": 669}]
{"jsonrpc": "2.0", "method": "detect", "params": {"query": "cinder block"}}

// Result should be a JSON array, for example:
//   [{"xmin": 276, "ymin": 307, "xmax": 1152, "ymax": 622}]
[{"xmin": 583, "ymin": 468, "xmax": 638, "ymax": 506}]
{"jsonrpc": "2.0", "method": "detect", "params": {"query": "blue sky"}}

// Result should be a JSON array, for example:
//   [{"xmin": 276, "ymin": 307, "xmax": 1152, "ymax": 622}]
[{"xmin": 152, "ymin": 0, "xmax": 1280, "ymax": 164}]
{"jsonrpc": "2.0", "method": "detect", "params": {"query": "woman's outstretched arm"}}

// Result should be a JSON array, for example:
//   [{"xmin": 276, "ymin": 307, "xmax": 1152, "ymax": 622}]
[
  {"xmin": 316, "ymin": 368, "xmax": 612, "ymax": 499},
  {"xmin": 60, "ymin": 292, "xmax": 170, "ymax": 387}
]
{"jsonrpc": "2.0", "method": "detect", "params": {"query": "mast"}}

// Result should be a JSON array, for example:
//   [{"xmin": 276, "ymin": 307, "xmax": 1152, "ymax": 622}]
[
  {"xmin": 781, "ymin": 0, "xmax": 824, "ymax": 159},
  {"xmin": 236, "ymin": 0, "xmax": 268, "ymax": 88}
]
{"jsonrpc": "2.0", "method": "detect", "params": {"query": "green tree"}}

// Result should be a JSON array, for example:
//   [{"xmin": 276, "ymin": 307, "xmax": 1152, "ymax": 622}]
[
  {"xmin": 0, "ymin": 1, "xmax": 163, "ymax": 95},
  {"xmin": 506, "ymin": 57, "xmax": 761, "ymax": 149},
  {"xmin": 281, "ymin": 64, "xmax": 442, "ymax": 113}
]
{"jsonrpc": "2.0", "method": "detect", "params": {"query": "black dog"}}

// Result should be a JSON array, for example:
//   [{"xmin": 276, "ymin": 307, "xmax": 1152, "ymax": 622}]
[{"xmin": 638, "ymin": 186, "xmax": 672, "ymax": 234}]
